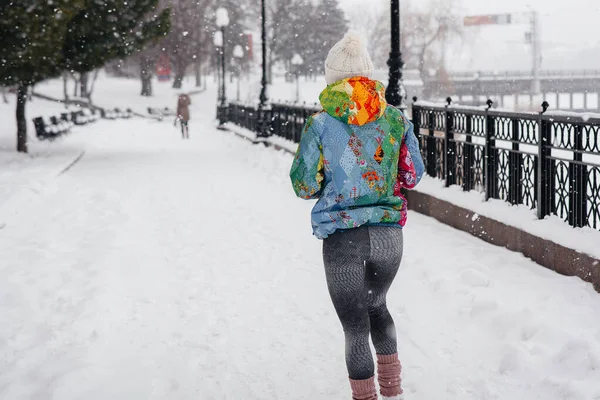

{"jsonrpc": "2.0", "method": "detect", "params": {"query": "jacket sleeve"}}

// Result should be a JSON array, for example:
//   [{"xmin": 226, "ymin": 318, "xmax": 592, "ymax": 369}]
[
  {"xmin": 397, "ymin": 116, "xmax": 424, "ymax": 189},
  {"xmin": 290, "ymin": 116, "xmax": 324, "ymax": 199}
]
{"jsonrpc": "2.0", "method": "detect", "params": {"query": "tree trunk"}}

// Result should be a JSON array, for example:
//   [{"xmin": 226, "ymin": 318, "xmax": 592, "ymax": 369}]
[
  {"xmin": 73, "ymin": 76, "xmax": 79, "ymax": 97},
  {"xmin": 195, "ymin": 61, "xmax": 201, "ymax": 87},
  {"xmin": 62, "ymin": 73, "xmax": 69, "ymax": 106},
  {"xmin": 80, "ymin": 73, "xmax": 89, "ymax": 98},
  {"xmin": 141, "ymin": 76, "xmax": 153, "ymax": 96},
  {"xmin": 418, "ymin": 51, "xmax": 430, "ymax": 99},
  {"xmin": 140, "ymin": 56, "xmax": 154, "ymax": 97},
  {"xmin": 16, "ymin": 84, "xmax": 28, "ymax": 153},
  {"xmin": 87, "ymin": 69, "xmax": 101, "ymax": 102},
  {"xmin": 172, "ymin": 74, "xmax": 184, "ymax": 89},
  {"xmin": 172, "ymin": 65, "xmax": 185, "ymax": 89},
  {"xmin": 2, "ymin": 86, "xmax": 8, "ymax": 104}
]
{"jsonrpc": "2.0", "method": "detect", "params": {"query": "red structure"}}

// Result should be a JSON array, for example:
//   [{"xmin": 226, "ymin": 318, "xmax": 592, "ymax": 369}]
[{"xmin": 156, "ymin": 53, "xmax": 172, "ymax": 82}]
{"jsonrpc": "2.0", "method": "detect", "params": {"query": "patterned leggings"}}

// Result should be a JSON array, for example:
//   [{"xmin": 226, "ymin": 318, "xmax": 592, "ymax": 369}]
[{"xmin": 322, "ymin": 225, "xmax": 403, "ymax": 380}]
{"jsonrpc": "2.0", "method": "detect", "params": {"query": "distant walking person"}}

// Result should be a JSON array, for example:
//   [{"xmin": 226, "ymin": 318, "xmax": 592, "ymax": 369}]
[
  {"xmin": 175, "ymin": 93, "xmax": 191, "ymax": 139},
  {"xmin": 290, "ymin": 32, "xmax": 424, "ymax": 400}
]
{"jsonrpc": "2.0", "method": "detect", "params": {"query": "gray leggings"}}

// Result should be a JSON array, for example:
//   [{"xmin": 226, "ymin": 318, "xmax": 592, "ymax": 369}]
[{"xmin": 322, "ymin": 225, "xmax": 403, "ymax": 380}]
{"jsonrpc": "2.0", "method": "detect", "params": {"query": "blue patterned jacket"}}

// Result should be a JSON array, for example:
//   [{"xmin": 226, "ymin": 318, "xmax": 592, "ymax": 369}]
[{"xmin": 290, "ymin": 77, "xmax": 424, "ymax": 239}]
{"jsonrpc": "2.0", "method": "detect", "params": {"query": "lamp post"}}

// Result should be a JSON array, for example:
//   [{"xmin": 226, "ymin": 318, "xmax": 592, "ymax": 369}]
[
  {"xmin": 385, "ymin": 0, "xmax": 406, "ymax": 109},
  {"xmin": 291, "ymin": 54, "xmax": 304, "ymax": 103},
  {"xmin": 216, "ymin": 7, "xmax": 230, "ymax": 124},
  {"xmin": 257, "ymin": 0, "xmax": 269, "ymax": 138},
  {"xmin": 233, "ymin": 45, "xmax": 244, "ymax": 102},
  {"xmin": 213, "ymin": 30, "xmax": 224, "ymax": 104}
]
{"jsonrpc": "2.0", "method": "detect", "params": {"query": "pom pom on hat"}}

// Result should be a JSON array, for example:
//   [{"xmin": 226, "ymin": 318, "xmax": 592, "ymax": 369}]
[
  {"xmin": 325, "ymin": 31, "xmax": 374, "ymax": 85},
  {"xmin": 343, "ymin": 32, "xmax": 364, "ymax": 56}
]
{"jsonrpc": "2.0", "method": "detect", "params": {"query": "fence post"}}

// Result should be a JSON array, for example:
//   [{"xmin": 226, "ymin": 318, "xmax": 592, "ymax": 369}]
[
  {"xmin": 294, "ymin": 106, "xmax": 303, "ymax": 143},
  {"xmin": 257, "ymin": 104, "xmax": 272, "ymax": 136},
  {"xmin": 282, "ymin": 105, "xmax": 288, "ymax": 140},
  {"xmin": 411, "ymin": 98, "xmax": 425, "ymax": 164},
  {"xmin": 289, "ymin": 106, "xmax": 297, "ymax": 142},
  {"xmin": 444, "ymin": 97, "xmax": 455, "ymax": 187},
  {"xmin": 484, "ymin": 100, "xmax": 497, "ymax": 201},
  {"xmin": 426, "ymin": 108, "xmax": 437, "ymax": 178},
  {"xmin": 462, "ymin": 113, "xmax": 475, "ymax": 191},
  {"xmin": 271, "ymin": 104, "xmax": 278, "ymax": 138},
  {"xmin": 508, "ymin": 118, "xmax": 523, "ymax": 205},
  {"xmin": 569, "ymin": 123, "xmax": 588, "ymax": 227},
  {"xmin": 537, "ymin": 101, "xmax": 553, "ymax": 219}
]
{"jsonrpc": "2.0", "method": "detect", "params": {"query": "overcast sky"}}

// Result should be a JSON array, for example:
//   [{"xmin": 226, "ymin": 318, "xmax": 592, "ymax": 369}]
[{"xmin": 338, "ymin": 0, "xmax": 600, "ymax": 71}]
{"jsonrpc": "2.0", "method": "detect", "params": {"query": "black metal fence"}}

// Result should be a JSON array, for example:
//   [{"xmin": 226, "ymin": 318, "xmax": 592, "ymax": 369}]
[
  {"xmin": 224, "ymin": 99, "xmax": 600, "ymax": 232},
  {"xmin": 227, "ymin": 101, "xmax": 320, "ymax": 143},
  {"xmin": 413, "ymin": 99, "xmax": 600, "ymax": 231}
]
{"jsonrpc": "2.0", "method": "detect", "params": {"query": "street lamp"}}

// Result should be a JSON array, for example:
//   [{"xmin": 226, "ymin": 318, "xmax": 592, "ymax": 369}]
[
  {"xmin": 291, "ymin": 54, "xmax": 304, "ymax": 103},
  {"xmin": 257, "ymin": 0, "xmax": 269, "ymax": 138},
  {"xmin": 213, "ymin": 30, "xmax": 223, "ymax": 103},
  {"xmin": 233, "ymin": 44, "xmax": 244, "ymax": 102},
  {"xmin": 385, "ymin": 0, "xmax": 406, "ymax": 109},
  {"xmin": 216, "ymin": 7, "xmax": 229, "ymax": 124}
]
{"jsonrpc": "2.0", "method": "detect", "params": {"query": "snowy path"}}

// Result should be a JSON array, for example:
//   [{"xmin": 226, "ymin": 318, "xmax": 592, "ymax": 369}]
[{"xmin": 1, "ymin": 95, "xmax": 600, "ymax": 400}]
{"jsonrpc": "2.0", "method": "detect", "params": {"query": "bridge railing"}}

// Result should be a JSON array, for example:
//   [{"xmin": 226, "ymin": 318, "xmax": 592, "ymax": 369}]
[
  {"xmin": 224, "ymin": 99, "xmax": 600, "ymax": 232},
  {"xmin": 413, "ymin": 99, "xmax": 600, "ymax": 231},
  {"xmin": 226, "ymin": 101, "xmax": 320, "ymax": 142},
  {"xmin": 270, "ymin": 102, "xmax": 321, "ymax": 143}
]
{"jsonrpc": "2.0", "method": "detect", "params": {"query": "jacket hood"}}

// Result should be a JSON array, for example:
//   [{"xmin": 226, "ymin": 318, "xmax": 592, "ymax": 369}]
[{"xmin": 319, "ymin": 77, "xmax": 387, "ymax": 126}]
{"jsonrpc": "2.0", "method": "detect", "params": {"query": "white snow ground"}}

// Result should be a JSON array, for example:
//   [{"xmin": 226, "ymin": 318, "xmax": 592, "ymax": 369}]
[{"xmin": 1, "ymin": 85, "xmax": 600, "ymax": 400}]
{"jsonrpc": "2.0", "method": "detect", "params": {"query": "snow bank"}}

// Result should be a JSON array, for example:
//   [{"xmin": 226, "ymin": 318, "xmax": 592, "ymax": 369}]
[{"xmin": 414, "ymin": 176, "xmax": 600, "ymax": 260}]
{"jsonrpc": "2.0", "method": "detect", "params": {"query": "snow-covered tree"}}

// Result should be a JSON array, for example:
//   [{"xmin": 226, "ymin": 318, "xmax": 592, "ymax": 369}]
[
  {"xmin": 63, "ymin": 0, "xmax": 170, "ymax": 99},
  {"xmin": 160, "ymin": 0, "xmax": 209, "ymax": 89},
  {"xmin": 265, "ymin": 0, "xmax": 348, "ymax": 81},
  {"xmin": 351, "ymin": 0, "xmax": 463, "ymax": 95},
  {"xmin": 310, "ymin": 0, "xmax": 348, "ymax": 73},
  {"xmin": 0, "ymin": 0, "xmax": 85, "ymax": 153},
  {"xmin": 161, "ymin": 0, "xmax": 251, "ymax": 89}
]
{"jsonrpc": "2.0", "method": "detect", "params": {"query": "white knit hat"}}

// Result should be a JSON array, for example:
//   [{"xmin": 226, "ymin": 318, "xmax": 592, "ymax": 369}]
[{"xmin": 324, "ymin": 31, "xmax": 374, "ymax": 85}]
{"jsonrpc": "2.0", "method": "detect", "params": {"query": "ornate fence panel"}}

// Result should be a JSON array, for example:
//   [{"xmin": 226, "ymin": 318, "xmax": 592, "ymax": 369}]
[
  {"xmin": 412, "ymin": 101, "xmax": 600, "ymax": 231},
  {"xmin": 541, "ymin": 114, "xmax": 600, "ymax": 229},
  {"xmin": 227, "ymin": 103, "xmax": 259, "ymax": 132},
  {"xmin": 487, "ymin": 111, "xmax": 539, "ymax": 209},
  {"xmin": 412, "ymin": 105, "xmax": 446, "ymax": 180},
  {"xmin": 228, "ymin": 102, "xmax": 319, "ymax": 143},
  {"xmin": 270, "ymin": 103, "xmax": 320, "ymax": 143}
]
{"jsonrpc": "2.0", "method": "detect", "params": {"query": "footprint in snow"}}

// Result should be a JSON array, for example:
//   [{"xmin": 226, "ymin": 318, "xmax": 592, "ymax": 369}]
[{"xmin": 460, "ymin": 268, "xmax": 491, "ymax": 288}]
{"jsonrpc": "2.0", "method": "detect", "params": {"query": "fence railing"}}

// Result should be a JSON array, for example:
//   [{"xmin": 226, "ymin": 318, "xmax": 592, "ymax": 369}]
[
  {"xmin": 413, "ymin": 99, "xmax": 600, "ymax": 231},
  {"xmin": 224, "ymin": 99, "xmax": 600, "ymax": 232},
  {"xmin": 226, "ymin": 101, "xmax": 320, "ymax": 142}
]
